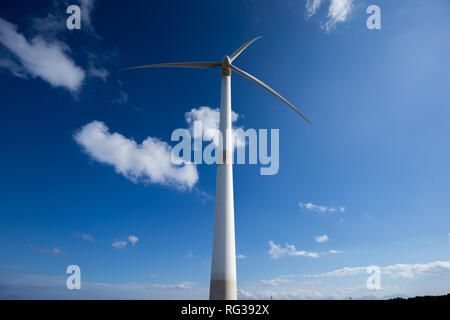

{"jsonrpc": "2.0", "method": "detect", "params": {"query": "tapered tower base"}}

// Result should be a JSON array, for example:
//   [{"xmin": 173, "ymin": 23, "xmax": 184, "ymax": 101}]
[
  {"xmin": 209, "ymin": 280, "xmax": 237, "ymax": 300},
  {"xmin": 209, "ymin": 70, "xmax": 237, "ymax": 300}
]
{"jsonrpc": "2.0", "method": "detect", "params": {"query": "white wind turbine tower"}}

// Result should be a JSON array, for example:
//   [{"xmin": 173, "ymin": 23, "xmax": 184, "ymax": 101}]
[{"xmin": 121, "ymin": 37, "xmax": 311, "ymax": 300}]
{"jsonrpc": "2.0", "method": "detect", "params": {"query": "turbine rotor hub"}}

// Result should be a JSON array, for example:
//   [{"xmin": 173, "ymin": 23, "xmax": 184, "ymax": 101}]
[
  {"xmin": 222, "ymin": 56, "xmax": 231, "ymax": 67},
  {"xmin": 221, "ymin": 56, "xmax": 231, "ymax": 76}
]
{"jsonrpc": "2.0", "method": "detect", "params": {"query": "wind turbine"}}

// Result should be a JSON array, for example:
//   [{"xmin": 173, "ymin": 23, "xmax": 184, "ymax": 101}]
[{"xmin": 121, "ymin": 36, "xmax": 310, "ymax": 300}]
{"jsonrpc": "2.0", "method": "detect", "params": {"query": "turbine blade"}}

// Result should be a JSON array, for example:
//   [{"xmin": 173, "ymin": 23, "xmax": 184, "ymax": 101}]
[
  {"xmin": 120, "ymin": 61, "xmax": 221, "ymax": 71},
  {"xmin": 229, "ymin": 64, "xmax": 311, "ymax": 123},
  {"xmin": 229, "ymin": 36, "xmax": 262, "ymax": 62}
]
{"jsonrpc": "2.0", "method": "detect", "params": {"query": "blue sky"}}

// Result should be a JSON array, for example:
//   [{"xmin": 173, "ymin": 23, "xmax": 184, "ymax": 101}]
[{"xmin": 0, "ymin": 0, "xmax": 449, "ymax": 299}]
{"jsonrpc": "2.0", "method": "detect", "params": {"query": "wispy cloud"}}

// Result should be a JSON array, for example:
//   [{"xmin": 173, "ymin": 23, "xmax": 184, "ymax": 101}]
[
  {"xmin": 306, "ymin": 260, "xmax": 450, "ymax": 278},
  {"xmin": 80, "ymin": 0, "xmax": 97, "ymax": 33},
  {"xmin": 315, "ymin": 234, "xmax": 329, "ymax": 243},
  {"xmin": 325, "ymin": 0, "xmax": 354, "ymax": 31},
  {"xmin": 268, "ymin": 241, "xmax": 319, "ymax": 259},
  {"xmin": 238, "ymin": 289, "xmax": 257, "ymax": 299},
  {"xmin": 194, "ymin": 188, "xmax": 213, "ymax": 204},
  {"xmin": 29, "ymin": 0, "xmax": 98, "ymax": 37},
  {"xmin": 261, "ymin": 274, "xmax": 295, "ymax": 287},
  {"xmin": 112, "ymin": 241, "xmax": 127, "ymax": 249},
  {"xmin": 86, "ymin": 51, "xmax": 117, "ymax": 82},
  {"xmin": 81, "ymin": 233, "xmax": 94, "ymax": 241},
  {"xmin": 0, "ymin": 273, "xmax": 205, "ymax": 299},
  {"xmin": 0, "ymin": 56, "xmax": 27, "ymax": 78},
  {"xmin": 0, "ymin": 17, "xmax": 85, "ymax": 92},
  {"xmin": 30, "ymin": 12, "xmax": 66, "ymax": 37},
  {"xmin": 2, "ymin": 263, "xmax": 447, "ymax": 300},
  {"xmin": 382, "ymin": 261, "xmax": 450, "ymax": 278},
  {"xmin": 236, "ymin": 284, "xmax": 410, "ymax": 300},
  {"xmin": 36, "ymin": 247, "xmax": 67, "ymax": 256},
  {"xmin": 88, "ymin": 64, "xmax": 109, "ymax": 81},
  {"xmin": 150, "ymin": 282, "xmax": 196, "ymax": 290},
  {"xmin": 112, "ymin": 80, "xmax": 129, "ymax": 104},
  {"xmin": 306, "ymin": 0, "xmax": 323, "ymax": 18},
  {"xmin": 237, "ymin": 254, "xmax": 247, "ymax": 259},
  {"xmin": 304, "ymin": 0, "xmax": 354, "ymax": 32},
  {"xmin": 0, "ymin": 1, "xmax": 119, "ymax": 94},
  {"xmin": 268, "ymin": 241, "xmax": 341, "ymax": 259},
  {"xmin": 74, "ymin": 121, "xmax": 198, "ymax": 189},
  {"xmin": 299, "ymin": 201, "xmax": 345, "ymax": 214},
  {"xmin": 128, "ymin": 235, "xmax": 138, "ymax": 246},
  {"xmin": 261, "ymin": 277, "xmax": 294, "ymax": 287}
]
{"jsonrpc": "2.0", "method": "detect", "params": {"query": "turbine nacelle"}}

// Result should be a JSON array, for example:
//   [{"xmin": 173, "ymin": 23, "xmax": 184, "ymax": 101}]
[
  {"xmin": 222, "ymin": 56, "xmax": 231, "ymax": 68},
  {"xmin": 120, "ymin": 36, "xmax": 311, "ymax": 123}
]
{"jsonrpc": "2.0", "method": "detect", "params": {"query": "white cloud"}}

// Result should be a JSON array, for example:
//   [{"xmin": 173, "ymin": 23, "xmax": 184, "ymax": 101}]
[
  {"xmin": 194, "ymin": 188, "xmax": 213, "ymax": 204},
  {"xmin": 149, "ymin": 273, "xmax": 158, "ymax": 278},
  {"xmin": 237, "ymin": 254, "xmax": 247, "ymax": 259},
  {"xmin": 268, "ymin": 241, "xmax": 342, "ymax": 259},
  {"xmin": 268, "ymin": 241, "xmax": 319, "ymax": 259},
  {"xmin": 299, "ymin": 201, "xmax": 344, "ymax": 214},
  {"xmin": 113, "ymin": 90, "xmax": 129, "ymax": 105},
  {"xmin": 238, "ymin": 289, "xmax": 257, "ymax": 299},
  {"xmin": 36, "ymin": 247, "xmax": 66, "ymax": 256},
  {"xmin": 279, "ymin": 274, "xmax": 296, "ymax": 278},
  {"xmin": 307, "ymin": 260, "xmax": 450, "ymax": 279},
  {"xmin": 315, "ymin": 234, "xmax": 329, "ymax": 243},
  {"xmin": 74, "ymin": 121, "xmax": 198, "ymax": 189},
  {"xmin": 31, "ymin": 13, "xmax": 65, "ymax": 36},
  {"xmin": 112, "ymin": 241, "xmax": 127, "ymax": 249},
  {"xmin": 304, "ymin": 0, "xmax": 353, "ymax": 32},
  {"xmin": 325, "ymin": 0, "xmax": 353, "ymax": 31},
  {"xmin": 51, "ymin": 248, "xmax": 65, "ymax": 256},
  {"xmin": 150, "ymin": 282, "xmax": 196, "ymax": 290},
  {"xmin": 80, "ymin": 0, "xmax": 97, "ymax": 32},
  {"xmin": 0, "ymin": 17, "xmax": 85, "ymax": 91},
  {"xmin": 30, "ymin": 0, "xmax": 94, "ymax": 37},
  {"xmin": 238, "ymin": 287, "xmax": 328, "ymax": 300},
  {"xmin": 74, "ymin": 107, "xmax": 249, "ymax": 189},
  {"xmin": 261, "ymin": 277, "xmax": 293, "ymax": 287},
  {"xmin": 88, "ymin": 65, "xmax": 109, "ymax": 81},
  {"xmin": 306, "ymin": 0, "xmax": 323, "ymax": 18},
  {"xmin": 128, "ymin": 235, "xmax": 139, "ymax": 246},
  {"xmin": 236, "ymin": 283, "xmax": 416, "ymax": 300},
  {"xmin": 185, "ymin": 106, "xmax": 245, "ymax": 149},
  {"xmin": 312, "ymin": 266, "xmax": 367, "ymax": 278},
  {"xmin": 0, "ymin": 56, "xmax": 27, "ymax": 78},
  {"xmin": 0, "ymin": 273, "xmax": 206, "ymax": 299},
  {"xmin": 3, "ymin": 263, "xmax": 449, "ymax": 300},
  {"xmin": 382, "ymin": 261, "xmax": 450, "ymax": 279},
  {"xmin": 327, "ymin": 249, "xmax": 341, "ymax": 254},
  {"xmin": 86, "ymin": 51, "xmax": 115, "ymax": 81}
]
